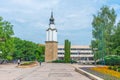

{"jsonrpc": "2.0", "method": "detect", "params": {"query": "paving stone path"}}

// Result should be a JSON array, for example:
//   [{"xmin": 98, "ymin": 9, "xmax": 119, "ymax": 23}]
[{"xmin": 0, "ymin": 63, "xmax": 91, "ymax": 80}]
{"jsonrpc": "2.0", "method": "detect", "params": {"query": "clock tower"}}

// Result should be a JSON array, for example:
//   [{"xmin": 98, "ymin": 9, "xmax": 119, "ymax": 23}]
[{"xmin": 45, "ymin": 12, "xmax": 58, "ymax": 62}]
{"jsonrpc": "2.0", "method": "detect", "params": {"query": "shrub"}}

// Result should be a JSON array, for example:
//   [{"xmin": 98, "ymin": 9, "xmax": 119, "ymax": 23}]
[
  {"xmin": 104, "ymin": 55, "xmax": 120, "ymax": 65},
  {"xmin": 112, "ymin": 66, "xmax": 118, "ymax": 71},
  {"xmin": 108, "ymin": 66, "xmax": 120, "ymax": 72},
  {"xmin": 118, "ymin": 68, "xmax": 120, "ymax": 72},
  {"xmin": 71, "ymin": 60, "xmax": 77, "ymax": 63},
  {"xmin": 52, "ymin": 60, "xmax": 65, "ymax": 63},
  {"xmin": 52, "ymin": 60, "xmax": 77, "ymax": 63},
  {"xmin": 118, "ymin": 66, "xmax": 120, "ymax": 68},
  {"xmin": 108, "ymin": 66, "xmax": 112, "ymax": 70}
]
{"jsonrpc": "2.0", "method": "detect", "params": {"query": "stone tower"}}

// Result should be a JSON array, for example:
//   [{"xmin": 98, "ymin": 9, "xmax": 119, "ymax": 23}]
[{"xmin": 45, "ymin": 12, "xmax": 58, "ymax": 62}]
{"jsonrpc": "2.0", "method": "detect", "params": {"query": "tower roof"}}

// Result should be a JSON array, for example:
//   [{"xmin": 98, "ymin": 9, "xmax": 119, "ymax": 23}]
[{"xmin": 49, "ymin": 11, "xmax": 55, "ymax": 25}]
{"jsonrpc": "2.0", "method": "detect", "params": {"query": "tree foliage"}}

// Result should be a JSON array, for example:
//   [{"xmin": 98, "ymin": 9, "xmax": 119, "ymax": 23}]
[
  {"xmin": 112, "ymin": 22, "xmax": 120, "ymax": 55},
  {"xmin": 64, "ymin": 39, "xmax": 71, "ymax": 63},
  {"xmin": 13, "ymin": 37, "xmax": 45, "ymax": 61},
  {"xmin": 0, "ymin": 16, "xmax": 14, "ymax": 60},
  {"xmin": 92, "ymin": 6, "xmax": 120, "ymax": 64},
  {"xmin": 0, "ymin": 16, "xmax": 45, "ymax": 62}
]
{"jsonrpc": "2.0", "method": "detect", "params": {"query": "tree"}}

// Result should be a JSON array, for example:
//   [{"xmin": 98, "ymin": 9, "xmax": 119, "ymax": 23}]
[
  {"xmin": 91, "ymin": 40, "xmax": 99, "ymax": 64},
  {"xmin": 64, "ymin": 39, "xmax": 71, "ymax": 63},
  {"xmin": 0, "ymin": 16, "xmax": 14, "ymax": 60},
  {"xmin": 13, "ymin": 37, "xmax": 45, "ymax": 61},
  {"xmin": 112, "ymin": 22, "xmax": 120, "ymax": 55},
  {"xmin": 91, "ymin": 6, "xmax": 116, "ymax": 61}
]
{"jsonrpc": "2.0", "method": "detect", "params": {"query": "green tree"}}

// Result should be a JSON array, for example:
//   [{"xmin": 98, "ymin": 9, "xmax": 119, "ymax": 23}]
[
  {"xmin": 64, "ymin": 39, "xmax": 71, "ymax": 63},
  {"xmin": 91, "ymin": 6, "xmax": 116, "ymax": 61},
  {"xmin": 112, "ymin": 22, "xmax": 120, "ymax": 55},
  {"xmin": 91, "ymin": 40, "xmax": 99, "ymax": 64},
  {"xmin": 0, "ymin": 17, "xmax": 14, "ymax": 60},
  {"xmin": 13, "ymin": 37, "xmax": 45, "ymax": 61}
]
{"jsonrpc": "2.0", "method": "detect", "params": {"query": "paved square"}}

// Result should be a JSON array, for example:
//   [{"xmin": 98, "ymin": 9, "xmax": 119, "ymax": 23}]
[
  {"xmin": 48, "ymin": 73, "xmax": 72, "ymax": 77},
  {"xmin": 0, "ymin": 63, "xmax": 91, "ymax": 80}
]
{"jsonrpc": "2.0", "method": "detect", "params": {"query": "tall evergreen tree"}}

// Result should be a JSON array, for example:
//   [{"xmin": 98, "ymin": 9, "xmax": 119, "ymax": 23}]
[{"xmin": 64, "ymin": 40, "xmax": 71, "ymax": 63}]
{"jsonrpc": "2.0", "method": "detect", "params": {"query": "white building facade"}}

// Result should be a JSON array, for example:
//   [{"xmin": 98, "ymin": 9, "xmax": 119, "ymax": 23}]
[{"xmin": 58, "ymin": 45, "xmax": 94, "ymax": 64}]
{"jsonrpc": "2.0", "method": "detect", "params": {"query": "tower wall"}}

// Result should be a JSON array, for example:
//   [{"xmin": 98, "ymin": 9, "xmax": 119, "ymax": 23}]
[{"xmin": 45, "ymin": 41, "xmax": 58, "ymax": 62}]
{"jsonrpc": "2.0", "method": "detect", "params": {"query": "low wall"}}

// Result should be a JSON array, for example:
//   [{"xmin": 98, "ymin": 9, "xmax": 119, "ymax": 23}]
[{"xmin": 75, "ymin": 68, "xmax": 103, "ymax": 80}]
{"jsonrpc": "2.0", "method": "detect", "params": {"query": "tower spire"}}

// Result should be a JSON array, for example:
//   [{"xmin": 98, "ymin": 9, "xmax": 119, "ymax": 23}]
[{"xmin": 49, "ymin": 11, "xmax": 54, "ymax": 25}]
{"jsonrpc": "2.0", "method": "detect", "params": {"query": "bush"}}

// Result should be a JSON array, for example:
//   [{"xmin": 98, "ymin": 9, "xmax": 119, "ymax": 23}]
[
  {"xmin": 52, "ymin": 60, "xmax": 77, "ymax": 63},
  {"xmin": 104, "ymin": 55, "xmax": 120, "ymax": 65},
  {"xmin": 108, "ymin": 66, "xmax": 120, "ymax": 72},
  {"xmin": 118, "ymin": 66, "xmax": 120, "ymax": 68},
  {"xmin": 112, "ymin": 66, "xmax": 118, "ymax": 71},
  {"xmin": 71, "ymin": 60, "xmax": 77, "ymax": 63},
  {"xmin": 108, "ymin": 66, "xmax": 112, "ymax": 70},
  {"xmin": 118, "ymin": 68, "xmax": 120, "ymax": 72},
  {"xmin": 6, "ymin": 55, "xmax": 13, "ymax": 61},
  {"xmin": 52, "ymin": 60, "xmax": 65, "ymax": 63}
]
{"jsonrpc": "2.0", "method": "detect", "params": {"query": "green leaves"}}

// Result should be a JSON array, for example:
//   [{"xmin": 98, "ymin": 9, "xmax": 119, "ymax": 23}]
[
  {"xmin": 92, "ymin": 6, "xmax": 120, "ymax": 64},
  {"xmin": 13, "ymin": 37, "xmax": 45, "ymax": 61},
  {"xmin": 112, "ymin": 22, "xmax": 120, "ymax": 55},
  {"xmin": 0, "ymin": 16, "xmax": 14, "ymax": 59},
  {"xmin": 0, "ymin": 16, "xmax": 44, "ymax": 61},
  {"xmin": 64, "ymin": 39, "xmax": 71, "ymax": 63}
]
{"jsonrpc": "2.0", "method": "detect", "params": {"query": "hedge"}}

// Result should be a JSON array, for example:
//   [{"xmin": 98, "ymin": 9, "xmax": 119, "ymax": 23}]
[
  {"xmin": 104, "ymin": 55, "xmax": 120, "ymax": 65},
  {"xmin": 52, "ymin": 60, "xmax": 77, "ymax": 63}
]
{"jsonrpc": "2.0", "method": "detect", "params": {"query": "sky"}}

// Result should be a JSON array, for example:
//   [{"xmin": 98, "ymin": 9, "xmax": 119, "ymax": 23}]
[{"xmin": 0, "ymin": 0, "xmax": 120, "ymax": 45}]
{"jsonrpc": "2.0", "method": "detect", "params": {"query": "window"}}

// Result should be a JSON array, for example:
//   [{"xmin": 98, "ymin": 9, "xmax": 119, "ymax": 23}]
[
  {"xmin": 58, "ymin": 53, "xmax": 64, "ymax": 54},
  {"xmin": 58, "ymin": 48, "xmax": 64, "ymax": 50}
]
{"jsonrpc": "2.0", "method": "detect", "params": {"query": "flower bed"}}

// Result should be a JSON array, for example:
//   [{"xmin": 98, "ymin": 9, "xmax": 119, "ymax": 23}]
[
  {"xmin": 17, "ymin": 61, "xmax": 38, "ymax": 68},
  {"xmin": 20, "ymin": 61, "xmax": 35, "ymax": 65},
  {"xmin": 109, "ymin": 66, "xmax": 120, "ymax": 72},
  {"xmin": 91, "ymin": 66, "xmax": 120, "ymax": 79}
]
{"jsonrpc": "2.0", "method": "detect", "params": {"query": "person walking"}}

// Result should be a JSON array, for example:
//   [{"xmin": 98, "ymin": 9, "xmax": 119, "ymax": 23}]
[
  {"xmin": 40, "ymin": 60, "xmax": 42, "ymax": 66},
  {"xmin": 17, "ymin": 59, "xmax": 20, "ymax": 66}
]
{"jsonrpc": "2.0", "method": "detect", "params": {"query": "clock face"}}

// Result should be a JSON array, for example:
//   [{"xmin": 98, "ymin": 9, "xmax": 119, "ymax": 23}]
[{"xmin": 50, "ymin": 24, "xmax": 55, "ymax": 29}]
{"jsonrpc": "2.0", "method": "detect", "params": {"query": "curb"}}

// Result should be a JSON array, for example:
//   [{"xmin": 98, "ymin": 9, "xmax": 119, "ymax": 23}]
[{"xmin": 75, "ymin": 68, "xmax": 104, "ymax": 80}]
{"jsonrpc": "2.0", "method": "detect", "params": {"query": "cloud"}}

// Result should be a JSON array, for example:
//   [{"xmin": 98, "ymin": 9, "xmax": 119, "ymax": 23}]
[
  {"xmin": 10, "ymin": 0, "xmax": 60, "ymax": 10},
  {"xmin": 0, "ymin": 8, "xmax": 11, "ymax": 13},
  {"xmin": 0, "ymin": 0, "xmax": 119, "ymax": 45},
  {"xmin": 15, "ymin": 18, "xmax": 27, "ymax": 23},
  {"xmin": 110, "ymin": 4, "xmax": 120, "ymax": 10}
]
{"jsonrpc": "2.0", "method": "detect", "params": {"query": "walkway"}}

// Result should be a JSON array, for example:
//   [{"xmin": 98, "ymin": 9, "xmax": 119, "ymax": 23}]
[{"xmin": 0, "ymin": 63, "xmax": 91, "ymax": 80}]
